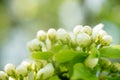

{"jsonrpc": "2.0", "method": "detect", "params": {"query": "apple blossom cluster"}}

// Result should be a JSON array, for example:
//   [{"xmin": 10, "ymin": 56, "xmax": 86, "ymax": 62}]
[
  {"xmin": 27, "ymin": 23, "xmax": 112, "ymax": 52},
  {"xmin": 1, "ymin": 23, "xmax": 118, "ymax": 80}
]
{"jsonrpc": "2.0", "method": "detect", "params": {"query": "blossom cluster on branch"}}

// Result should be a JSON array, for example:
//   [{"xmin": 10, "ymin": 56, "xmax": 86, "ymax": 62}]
[
  {"xmin": 28, "ymin": 23, "xmax": 112, "ymax": 52},
  {"xmin": 1, "ymin": 23, "xmax": 120, "ymax": 80}
]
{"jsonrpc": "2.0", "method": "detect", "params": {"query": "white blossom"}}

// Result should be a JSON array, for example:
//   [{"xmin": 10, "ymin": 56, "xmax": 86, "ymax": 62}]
[
  {"xmin": 16, "ymin": 64, "xmax": 28, "ymax": 77},
  {"xmin": 101, "ymin": 35, "xmax": 112, "ymax": 46},
  {"xmin": 36, "ymin": 63, "xmax": 54, "ymax": 80},
  {"xmin": 0, "ymin": 71, "xmax": 8, "ymax": 80},
  {"xmin": 57, "ymin": 28, "xmax": 70, "ymax": 43},
  {"xmin": 27, "ymin": 39, "xmax": 42, "ymax": 51},
  {"xmin": 76, "ymin": 33, "xmax": 91, "ymax": 47},
  {"xmin": 47, "ymin": 28, "xmax": 57, "ymax": 41},
  {"xmin": 92, "ymin": 23, "xmax": 104, "ymax": 40},
  {"xmin": 81, "ymin": 25, "xmax": 92, "ymax": 35},
  {"xmin": 21, "ymin": 61, "xmax": 31, "ymax": 70},
  {"xmin": 37, "ymin": 30, "xmax": 47, "ymax": 42},
  {"xmin": 73, "ymin": 25, "xmax": 83, "ymax": 35},
  {"xmin": 69, "ymin": 32, "xmax": 77, "ymax": 47},
  {"xmin": 4, "ymin": 64, "xmax": 16, "ymax": 77}
]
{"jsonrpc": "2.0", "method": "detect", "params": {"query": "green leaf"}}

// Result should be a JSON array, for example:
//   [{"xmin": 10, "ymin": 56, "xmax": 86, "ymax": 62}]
[
  {"xmin": 90, "ymin": 44, "xmax": 100, "ymax": 57},
  {"xmin": 51, "ymin": 44, "xmax": 69, "ymax": 53},
  {"xmin": 68, "ymin": 53, "xmax": 88, "ymax": 76},
  {"xmin": 84, "ymin": 44, "xmax": 99, "ymax": 69},
  {"xmin": 71, "ymin": 63, "xmax": 98, "ymax": 80},
  {"xmin": 54, "ymin": 50, "xmax": 84, "ymax": 63},
  {"xmin": 48, "ymin": 75, "xmax": 60, "ymax": 80},
  {"xmin": 112, "ymin": 45, "xmax": 120, "ymax": 49},
  {"xmin": 99, "ymin": 46, "xmax": 120, "ymax": 59},
  {"xmin": 32, "ymin": 51, "xmax": 53, "ymax": 60},
  {"xmin": 106, "ymin": 76, "xmax": 120, "ymax": 80}
]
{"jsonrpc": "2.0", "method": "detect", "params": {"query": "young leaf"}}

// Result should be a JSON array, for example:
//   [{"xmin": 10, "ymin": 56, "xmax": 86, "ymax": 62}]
[
  {"xmin": 48, "ymin": 75, "xmax": 60, "ymax": 80},
  {"xmin": 32, "ymin": 51, "xmax": 53, "ymax": 60},
  {"xmin": 71, "ymin": 63, "xmax": 98, "ymax": 80},
  {"xmin": 51, "ymin": 44, "xmax": 69, "ymax": 53},
  {"xmin": 90, "ymin": 43, "xmax": 100, "ymax": 57},
  {"xmin": 106, "ymin": 76, "xmax": 120, "ymax": 80},
  {"xmin": 112, "ymin": 45, "xmax": 120, "ymax": 49},
  {"xmin": 84, "ymin": 44, "xmax": 99, "ymax": 69},
  {"xmin": 68, "ymin": 53, "xmax": 88, "ymax": 76},
  {"xmin": 99, "ymin": 46, "xmax": 120, "ymax": 59},
  {"xmin": 54, "ymin": 50, "xmax": 84, "ymax": 63}
]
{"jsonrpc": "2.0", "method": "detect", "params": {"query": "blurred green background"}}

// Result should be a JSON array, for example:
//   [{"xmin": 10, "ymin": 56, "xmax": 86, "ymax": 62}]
[{"xmin": 0, "ymin": 0, "xmax": 120, "ymax": 69}]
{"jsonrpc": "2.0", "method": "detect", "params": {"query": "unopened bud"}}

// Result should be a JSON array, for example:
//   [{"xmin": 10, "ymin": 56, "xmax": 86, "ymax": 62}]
[
  {"xmin": 47, "ymin": 28, "xmax": 57, "ymax": 41},
  {"xmin": 36, "ymin": 63, "xmax": 54, "ymax": 80},
  {"xmin": 93, "ymin": 30, "xmax": 107, "ymax": 43},
  {"xmin": 69, "ymin": 33, "xmax": 77, "ymax": 48},
  {"xmin": 110, "ymin": 63, "xmax": 120, "ymax": 72},
  {"xmin": 101, "ymin": 35, "xmax": 112, "ymax": 46},
  {"xmin": 16, "ymin": 64, "xmax": 28, "ymax": 77},
  {"xmin": 4, "ymin": 64, "xmax": 16, "ymax": 77},
  {"xmin": 93, "ymin": 23, "xmax": 104, "ymax": 33},
  {"xmin": 57, "ymin": 28, "xmax": 70, "ymax": 43},
  {"xmin": 21, "ymin": 61, "xmax": 31, "ymax": 70},
  {"xmin": 92, "ymin": 23, "xmax": 105, "ymax": 43},
  {"xmin": 32, "ymin": 61, "xmax": 42, "ymax": 72},
  {"xmin": 73, "ymin": 25, "xmax": 83, "ymax": 35},
  {"xmin": 82, "ymin": 26, "xmax": 92, "ymax": 35},
  {"xmin": 27, "ymin": 39, "xmax": 42, "ymax": 51},
  {"xmin": 37, "ymin": 30, "xmax": 47, "ymax": 42},
  {"xmin": 100, "ymin": 58, "xmax": 111, "ymax": 69},
  {"xmin": 76, "ymin": 33, "xmax": 91, "ymax": 47},
  {"xmin": 0, "ymin": 71, "xmax": 8, "ymax": 80}
]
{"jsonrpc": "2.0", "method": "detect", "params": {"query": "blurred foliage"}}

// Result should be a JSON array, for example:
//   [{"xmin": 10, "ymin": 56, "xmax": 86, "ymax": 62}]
[
  {"xmin": 0, "ymin": 0, "xmax": 120, "ymax": 42},
  {"xmin": 0, "ymin": 1, "xmax": 11, "ymax": 43}
]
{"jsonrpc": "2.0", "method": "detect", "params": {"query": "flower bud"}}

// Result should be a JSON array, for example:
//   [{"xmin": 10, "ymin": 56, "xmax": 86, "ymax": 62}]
[
  {"xmin": 101, "ymin": 35, "xmax": 112, "ymax": 46},
  {"xmin": 37, "ymin": 30, "xmax": 47, "ymax": 42},
  {"xmin": 16, "ymin": 64, "xmax": 28, "ymax": 77},
  {"xmin": 85, "ymin": 57, "xmax": 98, "ymax": 69},
  {"xmin": 36, "ymin": 63, "xmax": 54, "ymax": 80},
  {"xmin": 82, "ymin": 25, "xmax": 92, "ymax": 35},
  {"xmin": 110, "ymin": 63, "xmax": 120, "ymax": 72},
  {"xmin": 32, "ymin": 61, "xmax": 42, "ymax": 72},
  {"xmin": 31, "ymin": 60, "xmax": 47, "ymax": 72},
  {"xmin": 76, "ymin": 33, "xmax": 91, "ymax": 47},
  {"xmin": 21, "ymin": 61, "xmax": 31, "ymax": 71},
  {"xmin": 100, "ymin": 58, "xmax": 111, "ymax": 69},
  {"xmin": 94, "ymin": 30, "xmax": 107, "ymax": 43},
  {"xmin": 93, "ymin": 23, "xmax": 104, "ymax": 33},
  {"xmin": 27, "ymin": 39, "xmax": 42, "ymax": 51},
  {"xmin": 69, "ymin": 33, "xmax": 77, "ymax": 48},
  {"xmin": 73, "ymin": 25, "xmax": 83, "ymax": 35},
  {"xmin": 4, "ymin": 64, "xmax": 16, "ymax": 77},
  {"xmin": 0, "ymin": 71, "xmax": 8, "ymax": 80},
  {"xmin": 47, "ymin": 28, "xmax": 57, "ymax": 41},
  {"xmin": 92, "ymin": 23, "xmax": 106, "ymax": 43},
  {"xmin": 57, "ymin": 28, "xmax": 70, "ymax": 44}
]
